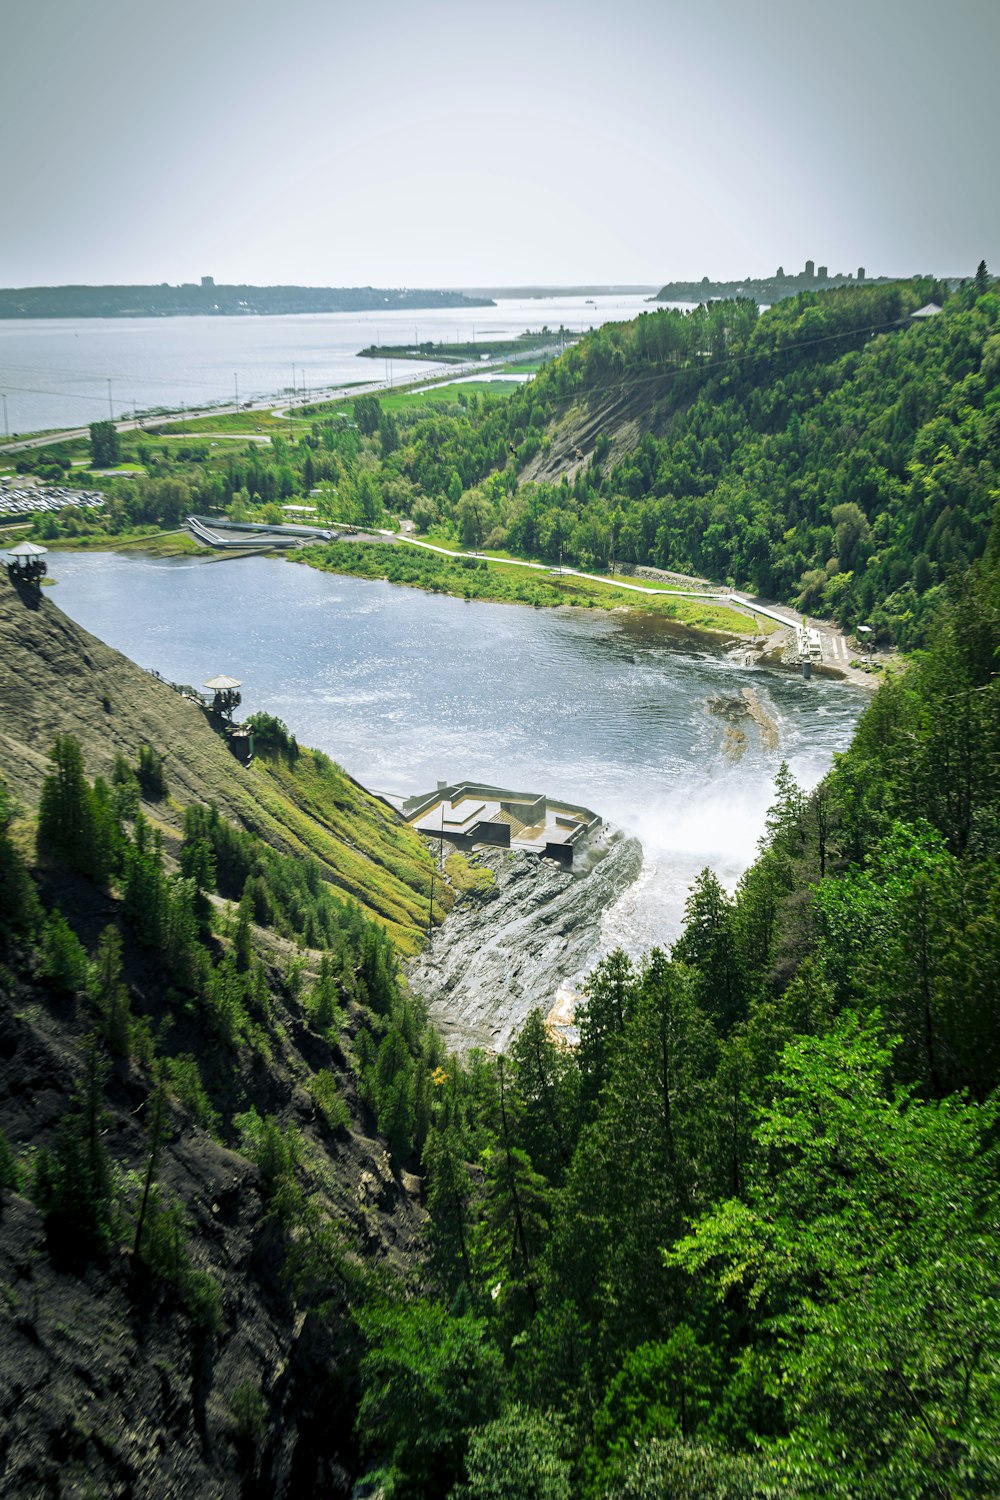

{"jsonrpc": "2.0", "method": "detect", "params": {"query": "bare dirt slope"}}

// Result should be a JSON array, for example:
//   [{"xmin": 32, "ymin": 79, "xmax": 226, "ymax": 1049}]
[{"xmin": 519, "ymin": 378, "xmax": 678, "ymax": 486}]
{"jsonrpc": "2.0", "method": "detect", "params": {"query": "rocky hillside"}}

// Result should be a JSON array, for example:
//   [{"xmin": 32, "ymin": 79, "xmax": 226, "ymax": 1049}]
[
  {"xmin": 0, "ymin": 577, "xmax": 449, "ymax": 1496},
  {"xmin": 410, "ymin": 832, "xmax": 642, "ymax": 1053}
]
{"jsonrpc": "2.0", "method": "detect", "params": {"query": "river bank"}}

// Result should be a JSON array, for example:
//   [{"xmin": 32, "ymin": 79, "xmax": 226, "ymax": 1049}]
[{"xmin": 36, "ymin": 526, "xmax": 888, "ymax": 687}]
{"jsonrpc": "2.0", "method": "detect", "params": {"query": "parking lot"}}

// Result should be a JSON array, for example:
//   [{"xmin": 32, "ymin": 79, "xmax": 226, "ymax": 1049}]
[{"xmin": 0, "ymin": 477, "xmax": 105, "ymax": 518}]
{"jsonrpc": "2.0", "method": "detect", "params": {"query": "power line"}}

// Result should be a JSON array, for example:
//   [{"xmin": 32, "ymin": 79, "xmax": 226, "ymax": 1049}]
[
  {"xmin": 527, "ymin": 311, "xmax": 917, "ymax": 417},
  {"xmin": 0, "ymin": 359, "xmax": 245, "ymax": 392}
]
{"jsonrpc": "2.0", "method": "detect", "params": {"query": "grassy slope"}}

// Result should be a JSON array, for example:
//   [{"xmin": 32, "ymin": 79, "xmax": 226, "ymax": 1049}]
[
  {"xmin": 296, "ymin": 542, "xmax": 765, "ymax": 635},
  {"xmin": 0, "ymin": 585, "xmax": 436, "ymax": 952},
  {"xmin": 251, "ymin": 750, "xmax": 447, "ymax": 953}
]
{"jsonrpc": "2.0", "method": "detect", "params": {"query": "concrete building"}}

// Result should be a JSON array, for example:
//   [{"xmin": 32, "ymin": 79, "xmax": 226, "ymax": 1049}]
[{"xmin": 404, "ymin": 782, "xmax": 600, "ymax": 867}]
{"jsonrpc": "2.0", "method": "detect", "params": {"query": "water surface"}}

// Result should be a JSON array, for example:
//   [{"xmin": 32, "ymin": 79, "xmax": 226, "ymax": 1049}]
[
  {"xmin": 0, "ymin": 293, "xmax": 658, "ymax": 433},
  {"xmin": 48, "ymin": 551, "xmax": 866, "ymax": 961}
]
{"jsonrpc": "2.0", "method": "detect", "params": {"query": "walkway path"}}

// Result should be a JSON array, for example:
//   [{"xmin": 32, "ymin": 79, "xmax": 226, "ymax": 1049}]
[{"xmin": 375, "ymin": 530, "xmax": 874, "ymax": 682}]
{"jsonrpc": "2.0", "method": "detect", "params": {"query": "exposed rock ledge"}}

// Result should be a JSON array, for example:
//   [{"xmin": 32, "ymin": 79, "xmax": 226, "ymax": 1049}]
[{"xmin": 407, "ymin": 827, "xmax": 644, "ymax": 1054}]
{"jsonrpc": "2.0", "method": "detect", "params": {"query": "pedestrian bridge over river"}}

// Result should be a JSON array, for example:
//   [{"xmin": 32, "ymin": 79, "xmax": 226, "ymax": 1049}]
[{"xmin": 186, "ymin": 514, "xmax": 336, "ymax": 549}]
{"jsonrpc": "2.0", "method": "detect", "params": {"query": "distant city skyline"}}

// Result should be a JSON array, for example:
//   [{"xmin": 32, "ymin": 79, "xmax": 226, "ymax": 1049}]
[{"xmin": 1, "ymin": 0, "xmax": 995, "ymax": 290}]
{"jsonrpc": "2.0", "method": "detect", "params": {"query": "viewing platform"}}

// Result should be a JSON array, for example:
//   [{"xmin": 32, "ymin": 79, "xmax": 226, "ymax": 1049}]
[
  {"xmin": 403, "ymin": 781, "xmax": 601, "ymax": 867},
  {"xmin": 2, "ymin": 540, "xmax": 48, "ymax": 589}
]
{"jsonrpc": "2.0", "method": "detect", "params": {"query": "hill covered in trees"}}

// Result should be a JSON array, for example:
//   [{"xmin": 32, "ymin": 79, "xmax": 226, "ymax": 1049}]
[
  {"xmin": 507, "ymin": 272, "xmax": 998, "ymax": 646},
  {"xmin": 344, "ymin": 507, "xmax": 1000, "ymax": 1497},
  {"xmin": 0, "ymin": 283, "xmax": 494, "ymax": 319},
  {"xmin": 7, "ymin": 487, "xmax": 998, "ymax": 1496},
  {"xmin": 0, "ymin": 584, "xmax": 464, "ymax": 1494}
]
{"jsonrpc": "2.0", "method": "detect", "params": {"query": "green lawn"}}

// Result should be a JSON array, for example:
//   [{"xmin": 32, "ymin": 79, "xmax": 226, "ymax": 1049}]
[{"xmin": 294, "ymin": 540, "xmax": 767, "ymax": 635}]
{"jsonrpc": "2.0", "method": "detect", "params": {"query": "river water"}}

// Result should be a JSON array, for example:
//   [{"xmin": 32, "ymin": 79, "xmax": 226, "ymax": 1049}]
[
  {"xmin": 47, "ymin": 551, "xmax": 866, "ymax": 966},
  {"xmin": 0, "ymin": 293, "xmax": 659, "ymax": 435}
]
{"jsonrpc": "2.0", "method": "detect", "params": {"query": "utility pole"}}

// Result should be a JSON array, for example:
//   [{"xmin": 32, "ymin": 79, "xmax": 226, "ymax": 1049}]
[{"xmin": 2, "ymin": 394, "xmax": 8, "ymax": 440}]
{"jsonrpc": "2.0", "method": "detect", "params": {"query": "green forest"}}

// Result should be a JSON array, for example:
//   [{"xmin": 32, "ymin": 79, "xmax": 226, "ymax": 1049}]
[
  {"xmin": 341, "ymin": 518, "xmax": 1000, "ymax": 1497},
  {"xmin": 3, "ymin": 272, "xmax": 1000, "ymax": 1495}
]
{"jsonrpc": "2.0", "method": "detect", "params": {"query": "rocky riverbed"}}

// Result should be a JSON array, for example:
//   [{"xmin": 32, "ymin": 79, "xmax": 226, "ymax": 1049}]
[{"xmin": 407, "ymin": 827, "xmax": 644, "ymax": 1053}]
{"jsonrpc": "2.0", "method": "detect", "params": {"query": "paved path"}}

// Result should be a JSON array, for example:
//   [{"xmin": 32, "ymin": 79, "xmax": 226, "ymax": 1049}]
[{"xmin": 378, "ymin": 530, "xmax": 796, "ymax": 622}]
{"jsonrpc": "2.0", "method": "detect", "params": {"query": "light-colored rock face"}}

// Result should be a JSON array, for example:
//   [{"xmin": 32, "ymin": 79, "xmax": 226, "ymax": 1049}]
[{"xmin": 407, "ymin": 830, "xmax": 643, "ymax": 1054}]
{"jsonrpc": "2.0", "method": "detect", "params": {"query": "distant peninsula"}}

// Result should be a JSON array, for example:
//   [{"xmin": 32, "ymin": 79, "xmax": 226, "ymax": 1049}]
[
  {"xmin": 0, "ymin": 280, "xmax": 495, "ymax": 319},
  {"xmin": 655, "ymin": 261, "xmax": 904, "ymax": 306}
]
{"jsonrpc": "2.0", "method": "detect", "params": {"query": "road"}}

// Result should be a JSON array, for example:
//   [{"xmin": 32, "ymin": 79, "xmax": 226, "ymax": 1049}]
[{"xmin": 0, "ymin": 344, "xmax": 550, "ymax": 456}]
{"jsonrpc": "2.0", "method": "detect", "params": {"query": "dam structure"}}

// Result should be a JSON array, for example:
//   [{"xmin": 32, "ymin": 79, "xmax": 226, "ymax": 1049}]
[{"xmin": 403, "ymin": 782, "xmax": 601, "ymax": 867}]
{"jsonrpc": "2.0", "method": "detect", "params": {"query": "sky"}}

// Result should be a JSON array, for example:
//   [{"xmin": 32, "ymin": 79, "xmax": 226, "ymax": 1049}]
[{"xmin": 2, "ymin": 0, "xmax": 997, "ymax": 289}]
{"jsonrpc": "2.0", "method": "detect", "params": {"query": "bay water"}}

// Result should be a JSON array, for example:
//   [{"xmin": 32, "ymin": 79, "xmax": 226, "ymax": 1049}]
[{"xmin": 0, "ymin": 293, "xmax": 657, "ymax": 435}]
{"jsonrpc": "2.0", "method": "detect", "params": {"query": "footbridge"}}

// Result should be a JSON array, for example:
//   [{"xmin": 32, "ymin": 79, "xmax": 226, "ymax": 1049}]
[{"xmin": 187, "ymin": 515, "xmax": 337, "ymax": 549}]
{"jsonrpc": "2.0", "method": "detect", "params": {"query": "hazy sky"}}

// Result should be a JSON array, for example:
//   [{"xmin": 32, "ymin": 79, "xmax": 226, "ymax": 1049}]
[{"xmin": 2, "ymin": 0, "xmax": 996, "ymax": 288}]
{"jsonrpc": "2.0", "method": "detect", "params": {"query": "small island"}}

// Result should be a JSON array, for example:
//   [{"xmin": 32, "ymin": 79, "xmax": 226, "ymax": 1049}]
[{"xmin": 357, "ymin": 327, "xmax": 572, "ymax": 362}]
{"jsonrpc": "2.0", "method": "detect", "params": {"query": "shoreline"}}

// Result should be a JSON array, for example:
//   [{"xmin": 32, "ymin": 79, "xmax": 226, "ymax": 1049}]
[{"xmin": 35, "ymin": 530, "xmax": 888, "ymax": 688}]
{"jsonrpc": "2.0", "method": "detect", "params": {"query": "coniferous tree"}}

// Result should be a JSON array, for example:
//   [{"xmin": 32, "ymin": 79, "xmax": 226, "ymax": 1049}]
[
  {"xmin": 37, "ymin": 734, "xmax": 104, "ymax": 877},
  {"xmin": 33, "ymin": 1035, "xmax": 116, "ymax": 1255},
  {"xmin": 506, "ymin": 1009, "xmax": 578, "ymax": 1179}
]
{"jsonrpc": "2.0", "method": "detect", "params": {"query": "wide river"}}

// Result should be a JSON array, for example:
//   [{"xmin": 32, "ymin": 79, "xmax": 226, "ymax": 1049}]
[
  {"xmin": 47, "ymin": 551, "xmax": 867, "ymax": 970},
  {"xmin": 0, "ymin": 293, "xmax": 660, "ymax": 435}
]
